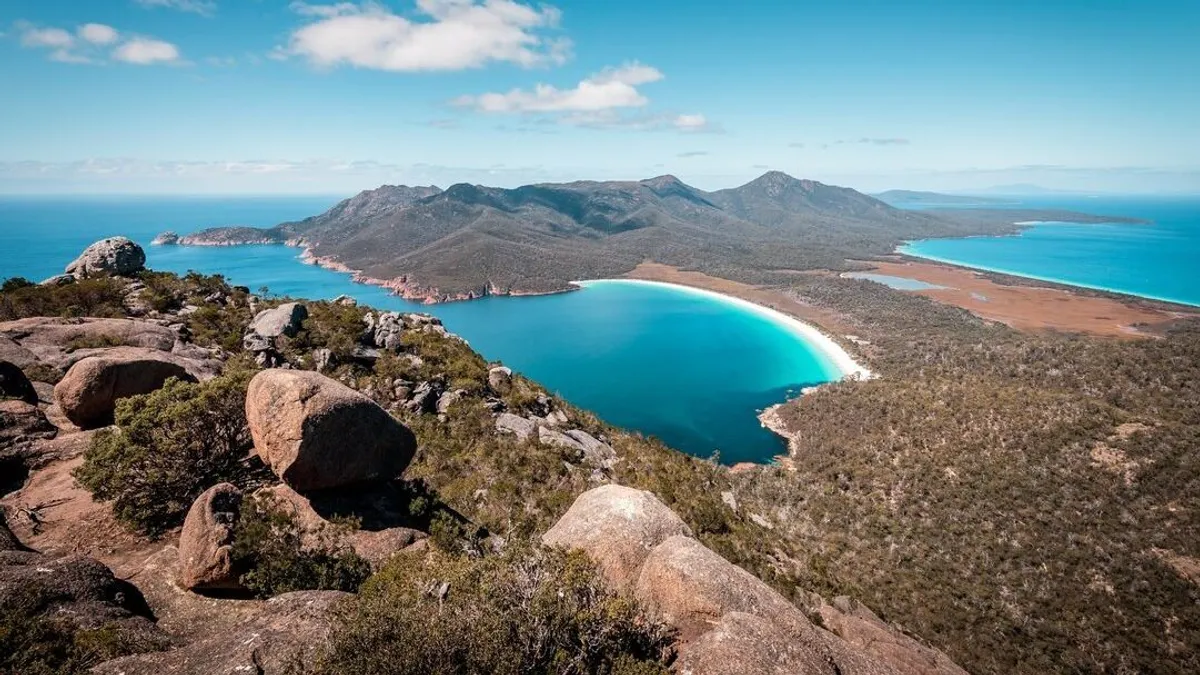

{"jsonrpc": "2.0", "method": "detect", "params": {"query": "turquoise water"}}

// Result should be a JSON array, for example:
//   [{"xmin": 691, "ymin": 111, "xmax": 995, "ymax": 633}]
[
  {"xmin": 0, "ymin": 196, "xmax": 840, "ymax": 464},
  {"xmin": 900, "ymin": 196, "xmax": 1200, "ymax": 307},
  {"xmin": 843, "ymin": 272, "xmax": 947, "ymax": 291}
]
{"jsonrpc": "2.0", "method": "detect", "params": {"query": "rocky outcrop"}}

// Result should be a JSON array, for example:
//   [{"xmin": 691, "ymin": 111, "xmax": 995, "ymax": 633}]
[
  {"xmin": 538, "ymin": 426, "xmax": 587, "ymax": 454},
  {"xmin": 179, "ymin": 483, "xmax": 244, "ymax": 592},
  {"xmin": 64, "ymin": 236, "xmax": 146, "ymax": 279},
  {"xmin": 0, "ymin": 317, "xmax": 222, "ymax": 381},
  {"xmin": 0, "ymin": 544, "xmax": 168, "ymax": 654},
  {"xmin": 496, "ymin": 412, "xmax": 537, "ymax": 441},
  {"xmin": 254, "ymin": 483, "xmax": 426, "ymax": 570},
  {"xmin": 249, "ymin": 302, "xmax": 308, "ymax": 341},
  {"xmin": 53, "ymin": 348, "xmax": 198, "ymax": 429},
  {"xmin": 246, "ymin": 369, "xmax": 417, "ymax": 491},
  {"xmin": 0, "ymin": 335, "xmax": 39, "ymax": 369},
  {"xmin": 488, "ymin": 365, "xmax": 513, "ymax": 392},
  {"xmin": 633, "ymin": 535, "xmax": 823, "ymax": 643},
  {"xmin": 0, "ymin": 360, "xmax": 38, "ymax": 404},
  {"xmin": 805, "ymin": 595, "xmax": 968, "ymax": 675},
  {"xmin": 93, "ymin": 590, "xmax": 347, "ymax": 675},
  {"xmin": 545, "ymin": 485, "xmax": 963, "ymax": 675},
  {"xmin": 152, "ymin": 231, "xmax": 180, "ymax": 245},
  {"xmin": 542, "ymin": 484, "xmax": 692, "ymax": 590},
  {"xmin": 0, "ymin": 507, "xmax": 30, "ymax": 551},
  {"xmin": 0, "ymin": 399, "xmax": 56, "ymax": 449}
]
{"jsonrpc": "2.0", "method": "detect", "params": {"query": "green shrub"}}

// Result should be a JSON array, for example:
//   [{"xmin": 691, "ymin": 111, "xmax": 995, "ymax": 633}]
[
  {"xmin": 0, "ymin": 615, "xmax": 163, "ymax": 675},
  {"xmin": 231, "ymin": 494, "xmax": 372, "ymax": 599},
  {"xmin": 74, "ymin": 370, "xmax": 262, "ymax": 536},
  {"xmin": 0, "ymin": 277, "xmax": 34, "ymax": 292},
  {"xmin": 0, "ymin": 277, "xmax": 128, "ymax": 320},
  {"xmin": 315, "ymin": 543, "xmax": 673, "ymax": 675}
]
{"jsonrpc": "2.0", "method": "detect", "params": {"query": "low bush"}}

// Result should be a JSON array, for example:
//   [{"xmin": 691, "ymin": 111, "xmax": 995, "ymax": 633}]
[
  {"xmin": 0, "ymin": 277, "xmax": 128, "ymax": 320},
  {"xmin": 231, "ymin": 494, "xmax": 372, "ymax": 599},
  {"xmin": 0, "ymin": 614, "xmax": 164, "ymax": 675},
  {"xmin": 314, "ymin": 543, "xmax": 674, "ymax": 675},
  {"xmin": 74, "ymin": 370, "xmax": 263, "ymax": 536}
]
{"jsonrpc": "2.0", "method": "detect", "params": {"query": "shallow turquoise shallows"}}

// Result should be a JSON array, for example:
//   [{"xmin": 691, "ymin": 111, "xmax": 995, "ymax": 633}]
[
  {"xmin": 0, "ymin": 196, "xmax": 843, "ymax": 464},
  {"xmin": 899, "ymin": 196, "xmax": 1200, "ymax": 307}
]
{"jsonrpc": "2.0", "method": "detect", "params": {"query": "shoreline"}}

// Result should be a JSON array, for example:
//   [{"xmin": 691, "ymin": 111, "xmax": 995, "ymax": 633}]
[
  {"xmin": 575, "ymin": 278, "xmax": 873, "ymax": 382},
  {"xmin": 898, "ymin": 245, "xmax": 1200, "ymax": 310}
]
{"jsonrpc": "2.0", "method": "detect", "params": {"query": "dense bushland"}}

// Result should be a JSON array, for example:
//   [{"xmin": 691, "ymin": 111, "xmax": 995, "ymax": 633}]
[{"xmin": 743, "ymin": 275, "xmax": 1200, "ymax": 674}]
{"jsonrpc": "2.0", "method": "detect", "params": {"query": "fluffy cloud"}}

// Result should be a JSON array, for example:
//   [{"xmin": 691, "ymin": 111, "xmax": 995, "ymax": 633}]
[
  {"xmin": 454, "ymin": 64, "xmax": 714, "ymax": 133},
  {"xmin": 284, "ymin": 0, "xmax": 569, "ymax": 71},
  {"xmin": 16, "ymin": 21, "xmax": 182, "ymax": 66},
  {"xmin": 20, "ymin": 26, "xmax": 74, "ymax": 48},
  {"xmin": 79, "ymin": 24, "xmax": 120, "ymax": 46},
  {"xmin": 457, "ymin": 63, "xmax": 663, "ymax": 113},
  {"xmin": 113, "ymin": 38, "xmax": 182, "ymax": 65},
  {"xmin": 134, "ymin": 0, "xmax": 218, "ymax": 16}
]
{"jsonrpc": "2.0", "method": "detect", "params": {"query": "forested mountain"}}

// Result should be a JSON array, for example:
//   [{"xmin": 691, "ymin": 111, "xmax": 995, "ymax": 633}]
[{"xmin": 178, "ymin": 172, "xmax": 1122, "ymax": 301}]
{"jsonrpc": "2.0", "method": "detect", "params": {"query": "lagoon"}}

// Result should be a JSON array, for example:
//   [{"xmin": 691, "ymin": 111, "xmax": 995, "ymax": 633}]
[{"xmin": 0, "ymin": 196, "xmax": 847, "ymax": 464}]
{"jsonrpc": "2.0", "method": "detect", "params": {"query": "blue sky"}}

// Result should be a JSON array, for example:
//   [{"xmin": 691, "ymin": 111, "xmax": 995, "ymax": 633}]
[{"xmin": 2, "ymin": 0, "xmax": 1198, "ymax": 194}]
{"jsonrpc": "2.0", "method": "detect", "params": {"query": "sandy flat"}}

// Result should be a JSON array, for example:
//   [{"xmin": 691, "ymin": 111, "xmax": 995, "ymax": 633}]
[
  {"xmin": 625, "ymin": 261, "xmax": 1193, "ymax": 340},
  {"xmin": 863, "ymin": 260, "xmax": 1190, "ymax": 338}
]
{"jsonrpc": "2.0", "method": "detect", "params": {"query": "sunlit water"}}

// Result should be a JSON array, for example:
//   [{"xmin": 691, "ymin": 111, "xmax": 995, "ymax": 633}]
[
  {"xmin": 900, "ymin": 196, "xmax": 1200, "ymax": 307},
  {"xmin": 0, "ymin": 196, "xmax": 842, "ymax": 463}
]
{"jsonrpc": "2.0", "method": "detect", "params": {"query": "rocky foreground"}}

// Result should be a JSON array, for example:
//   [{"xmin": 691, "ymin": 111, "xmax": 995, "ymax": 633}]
[{"xmin": 1, "ymin": 238, "xmax": 967, "ymax": 674}]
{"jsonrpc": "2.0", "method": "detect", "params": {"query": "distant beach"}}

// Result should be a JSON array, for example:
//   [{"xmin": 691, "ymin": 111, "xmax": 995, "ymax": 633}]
[{"xmin": 580, "ymin": 276, "xmax": 872, "ymax": 381}]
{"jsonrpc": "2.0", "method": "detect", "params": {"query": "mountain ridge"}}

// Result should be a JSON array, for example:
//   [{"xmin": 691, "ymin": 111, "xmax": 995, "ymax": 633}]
[{"xmin": 170, "ymin": 171, "xmax": 1120, "ymax": 303}]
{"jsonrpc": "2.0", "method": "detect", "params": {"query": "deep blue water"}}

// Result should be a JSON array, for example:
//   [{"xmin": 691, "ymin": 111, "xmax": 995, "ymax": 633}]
[
  {"xmin": 0, "ymin": 196, "xmax": 840, "ymax": 464},
  {"xmin": 900, "ymin": 196, "xmax": 1200, "ymax": 307}
]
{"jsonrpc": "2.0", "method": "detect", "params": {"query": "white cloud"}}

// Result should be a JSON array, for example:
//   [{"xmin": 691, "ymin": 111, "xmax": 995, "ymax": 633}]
[
  {"xmin": 285, "ymin": 0, "xmax": 569, "ymax": 71},
  {"xmin": 113, "ymin": 38, "xmax": 182, "ymax": 65},
  {"xmin": 673, "ymin": 114, "xmax": 711, "ymax": 133},
  {"xmin": 20, "ymin": 26, "xmax": 74, "ymax": 48},
  {"xmin": 457, "ymin": 63, "xmax": 663, "ymax": 113},
  {"xmin": 456, "ymin": 64, "xmax": 715, "ymax": 133},
  {"xmin": 17, "ymin": 20, "xmax": 183, "ymax": 66},
  {"xmin": 135, "ymin": 0, "xmax": 218, "ymax": 16},
  {"xmin": 290, "ymin": 1, "xmax": 360, "ymax": 17},
  {"xmin": 79, "ymin": 23, "xmax": 119, "ymax": 46}
]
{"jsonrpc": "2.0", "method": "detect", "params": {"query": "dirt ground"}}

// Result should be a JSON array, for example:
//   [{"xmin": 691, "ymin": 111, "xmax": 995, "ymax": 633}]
[{"xmin": 625, "ymin": 261, "xmax": 1193, "ymax": 340}]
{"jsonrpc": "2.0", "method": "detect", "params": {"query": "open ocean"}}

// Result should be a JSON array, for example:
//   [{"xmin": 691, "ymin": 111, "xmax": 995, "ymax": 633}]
[
  {"xmin": 0, "ymin": 195, "xmax": 840, "ymax": 464},
  {"xmin": 900, "ymin": 195, "xmax": 1200, "ymax": 307}
]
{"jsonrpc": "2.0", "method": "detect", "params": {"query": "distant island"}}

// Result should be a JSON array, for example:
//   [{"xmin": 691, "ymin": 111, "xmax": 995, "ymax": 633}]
[
  {"xmin": 872, "ymin": 189, "xmax": 1016, "ymax": 206},
  {"xmin": 167, "ymin": 172, "xmax": 1143, "ymax": 304}
]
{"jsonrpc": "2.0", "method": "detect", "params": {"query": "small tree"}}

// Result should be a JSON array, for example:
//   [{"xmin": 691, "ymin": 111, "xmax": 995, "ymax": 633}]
[{"xmin": 74, "ymin": 370, "xmax": 261, "ymax": 536}]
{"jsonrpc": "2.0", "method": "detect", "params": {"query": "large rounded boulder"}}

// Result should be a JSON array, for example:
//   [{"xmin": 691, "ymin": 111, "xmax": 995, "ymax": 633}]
[
  {"xmin": 53, "ymin": 348, "xmax": 197, "ymax": 429},
  {"xmin": 179, "ymin": 483, "xmax": 244, "ymax": 592},
  {"xmin": 246, "ymin": 369, "xmax": 416, "ymax": 491},
  {"xmin": 64, "ymin": 236, "xmax": 146, "ymax": 278},
  {"xmin": 541, "ymin": 484, "xmax": 692, "ymax": 590}
]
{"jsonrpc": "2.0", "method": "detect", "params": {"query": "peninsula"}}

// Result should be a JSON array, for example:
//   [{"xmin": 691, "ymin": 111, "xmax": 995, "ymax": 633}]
[{"xmin": 169, "ymin": 171, "xmax": 1139, "ymax": 304}]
